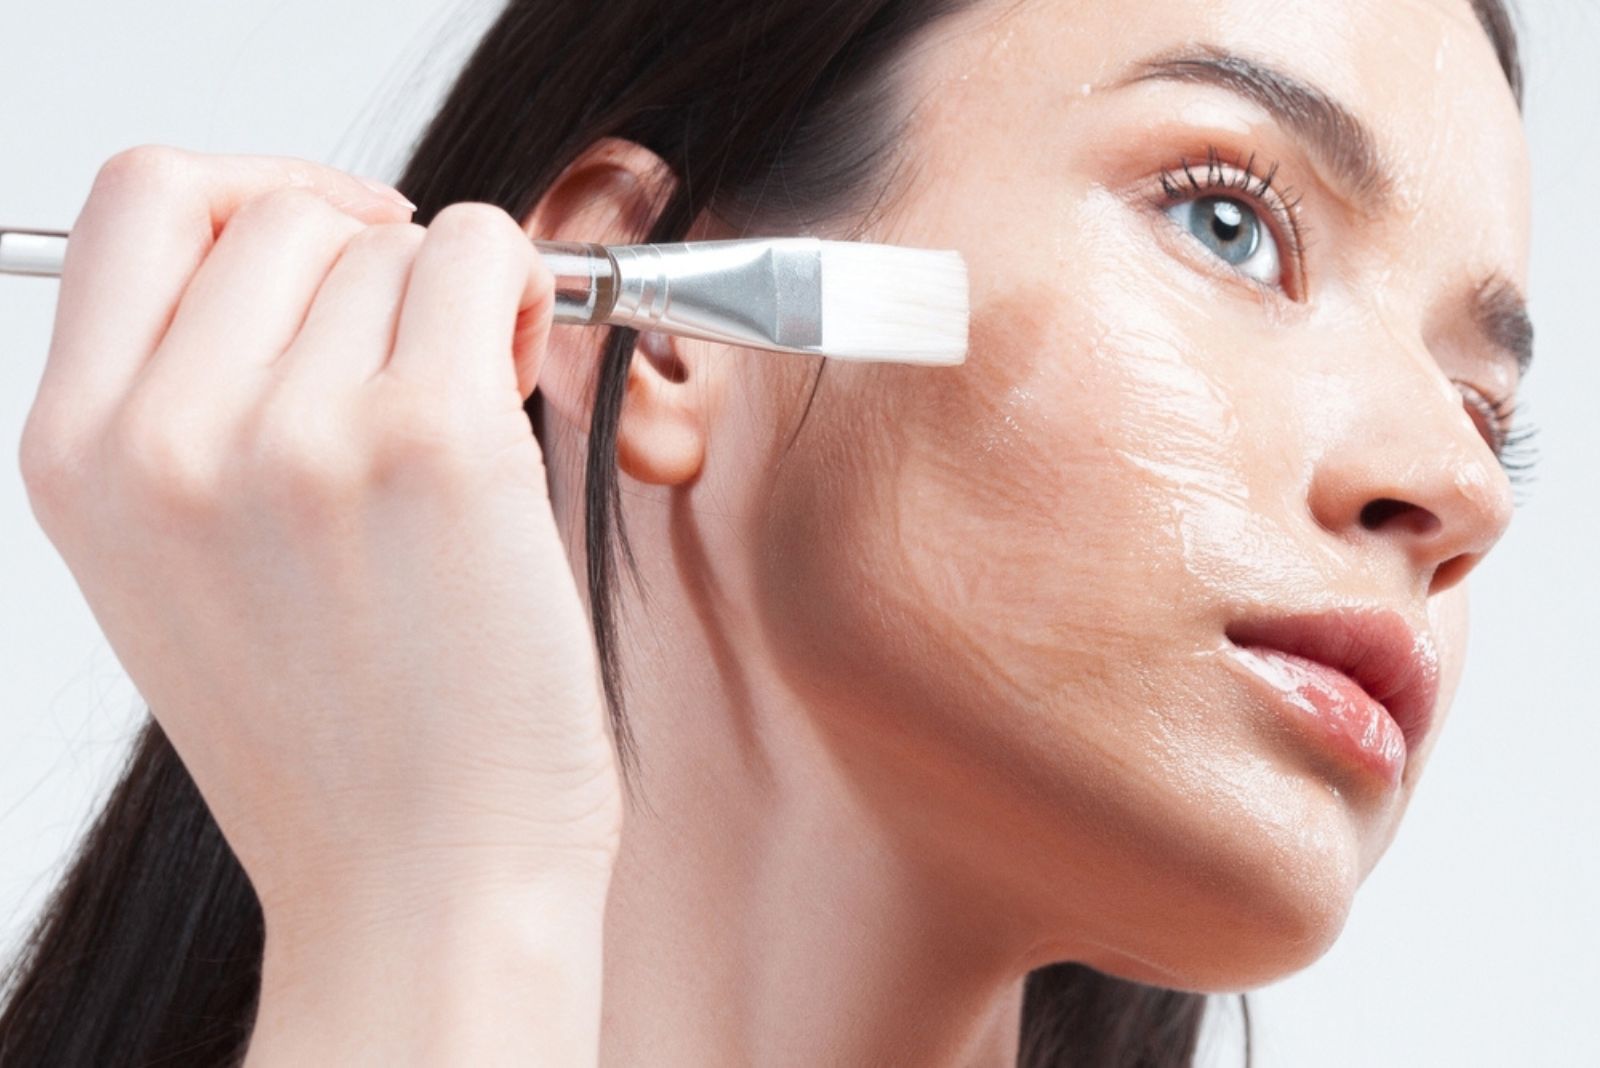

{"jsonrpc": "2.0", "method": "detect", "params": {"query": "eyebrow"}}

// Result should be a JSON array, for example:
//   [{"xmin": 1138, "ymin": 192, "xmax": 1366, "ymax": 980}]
[
  {"xmin": 1472, "ymin": 276, "xmax": 1535, "ymax": 378},
  {"xmin": 1117, "ymin": 45, "xmax": 1535, "ymax": 379},
  {"xmin": 1119, "ymin": 45, "xmax": 1393, "ymax": 207}
]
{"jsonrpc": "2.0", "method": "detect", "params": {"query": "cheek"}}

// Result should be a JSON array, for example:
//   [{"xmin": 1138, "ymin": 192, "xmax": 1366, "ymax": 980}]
[
  {"xmin": 895, "ymin": 284, "xmax": 1145, "ymax": 668},
  {"xmin": 893, "ymin": 259, "xmax": 1293, "ymax": 671}
]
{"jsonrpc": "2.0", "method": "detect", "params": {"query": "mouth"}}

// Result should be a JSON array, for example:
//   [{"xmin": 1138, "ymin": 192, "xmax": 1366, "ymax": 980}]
[{"xmin": 1224, "ymin": 607, "xmax": 1441, "ymax": 785}]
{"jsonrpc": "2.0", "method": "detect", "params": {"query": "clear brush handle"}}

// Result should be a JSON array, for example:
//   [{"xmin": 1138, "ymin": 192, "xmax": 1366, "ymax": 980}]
[
  {"xmin": 0, "ymin": 228, "xmax": 65, "ymax": 277},
  {"xmin": 532, "ymin": 240, "xmax": 619, "ymax": 324},
  {"xmin": 0, "ymin": 227, "xmax": 620, "ymax": 326}
]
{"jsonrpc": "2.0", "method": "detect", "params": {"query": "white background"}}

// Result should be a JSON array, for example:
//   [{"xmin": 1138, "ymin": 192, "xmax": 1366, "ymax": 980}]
[{"xmin": 1, "ymin": 3, "xmax": 1594, "ymax": 1064}]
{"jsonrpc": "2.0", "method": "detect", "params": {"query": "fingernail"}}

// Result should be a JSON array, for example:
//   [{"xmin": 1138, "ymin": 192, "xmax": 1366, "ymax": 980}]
[{"xmin": 356, "ymin": 175, "xmax": 417, "ymax": 212}]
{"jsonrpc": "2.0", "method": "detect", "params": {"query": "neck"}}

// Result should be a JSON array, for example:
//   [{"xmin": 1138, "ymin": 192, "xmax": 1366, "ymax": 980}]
[
  {"xmin": 544, "ymin": 428, "xmax": 1029, "ymax": 1067},
  {"xmin": 599, "ymin": 695, "xmax": 1027, "ymax": 1067}
]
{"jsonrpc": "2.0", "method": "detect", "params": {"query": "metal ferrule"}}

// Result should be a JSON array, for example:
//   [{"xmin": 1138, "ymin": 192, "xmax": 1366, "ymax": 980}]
[{"xmin": 600, "ymin": 238, "xmax": 824, "ymax": 354}]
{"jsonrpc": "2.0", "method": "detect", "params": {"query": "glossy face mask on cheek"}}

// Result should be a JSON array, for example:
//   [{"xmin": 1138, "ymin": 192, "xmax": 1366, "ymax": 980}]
[{"xmin": 968, "ymin": 200, "xmax": 1324, "ymax": 639}]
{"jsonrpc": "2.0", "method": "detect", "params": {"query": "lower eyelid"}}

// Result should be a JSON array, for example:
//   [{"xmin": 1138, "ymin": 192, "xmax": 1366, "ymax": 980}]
[{"xmin": 1145, "ymin": 197, "xmax": 1283, "ymax": 303}]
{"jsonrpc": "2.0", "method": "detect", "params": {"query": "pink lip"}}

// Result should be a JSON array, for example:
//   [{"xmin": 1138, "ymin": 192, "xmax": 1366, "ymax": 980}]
[{"xmin": 1224, "ymin": 609, "xmax": 1440, "ymax": 786}]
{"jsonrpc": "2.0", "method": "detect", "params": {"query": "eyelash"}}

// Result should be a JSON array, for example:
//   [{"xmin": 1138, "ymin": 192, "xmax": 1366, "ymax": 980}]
[
  {"xmin": 1155, "ymin": 144, "xmax": 1540, "ymax": 496},
  {"xmin": 1156, "ymin": 145, "xmax": 1307, "ymax": 298},
  {"xmin": 1460, "ymin": 385, "xmax": 1541, "ymax": 491}
]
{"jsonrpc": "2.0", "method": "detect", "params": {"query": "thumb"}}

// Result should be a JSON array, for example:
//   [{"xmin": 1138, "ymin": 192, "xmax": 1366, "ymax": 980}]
[{"xmin": 511, "ymin": 249, "xmax": 559, "ymax": 404}]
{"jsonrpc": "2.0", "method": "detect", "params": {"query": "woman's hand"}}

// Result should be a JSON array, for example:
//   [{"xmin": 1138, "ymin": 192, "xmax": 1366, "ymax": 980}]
[{"xmin": 16, "ymin": 147, "xmax": 622, "ymax": 1059}]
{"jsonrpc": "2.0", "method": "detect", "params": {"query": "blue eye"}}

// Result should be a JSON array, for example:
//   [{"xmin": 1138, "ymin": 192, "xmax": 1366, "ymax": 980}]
[{"xmin": 1165, "ymin": 194, "xmax": 1282, "ymax": 286}]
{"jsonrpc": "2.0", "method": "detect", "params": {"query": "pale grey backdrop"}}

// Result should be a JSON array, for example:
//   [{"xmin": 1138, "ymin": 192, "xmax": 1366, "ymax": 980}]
[{"xmin": 1, "ymin": 2, "xmax": 1594, "ymax": 1064}]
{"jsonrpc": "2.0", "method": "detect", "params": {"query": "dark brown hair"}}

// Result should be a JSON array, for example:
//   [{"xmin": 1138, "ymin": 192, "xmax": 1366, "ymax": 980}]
[{"xmin": 0, "ymin": 2, "xmax": 1524, "ymax": 1065}]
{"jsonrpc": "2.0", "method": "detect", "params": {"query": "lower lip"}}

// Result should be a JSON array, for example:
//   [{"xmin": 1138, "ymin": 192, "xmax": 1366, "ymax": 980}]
[{"xmin": 1230, "ymin": 644, "xmax": 1407, "ymax": 786}]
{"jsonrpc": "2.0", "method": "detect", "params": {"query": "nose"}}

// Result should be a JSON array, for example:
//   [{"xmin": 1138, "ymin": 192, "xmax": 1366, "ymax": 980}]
[{"xmin": 1304, "ymin": 360, "xmax": 1516, "ymax": 599}]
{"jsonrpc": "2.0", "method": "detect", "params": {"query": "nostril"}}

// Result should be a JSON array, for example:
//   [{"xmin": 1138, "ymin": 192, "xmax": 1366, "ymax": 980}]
[
  {"xmin": 1360, "ymin": 498, "xmax": 1442, "ymax": 537},
  {"xmin": 1431, "ymin": 552, "xmax": 1478, "ymax": 594},
  {"xmin": 1361, "ymin": 499, "xmax": 1409, "ymax": 528}
]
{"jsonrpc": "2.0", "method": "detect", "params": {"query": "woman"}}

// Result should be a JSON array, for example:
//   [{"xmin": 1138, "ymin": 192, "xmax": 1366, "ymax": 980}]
[{"xmin": 0, "ymin": 0, "xmax": 1535, "ymax": 1064}]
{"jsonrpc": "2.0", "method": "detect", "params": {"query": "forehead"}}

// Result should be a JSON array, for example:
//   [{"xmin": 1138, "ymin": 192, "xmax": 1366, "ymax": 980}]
[{"xmin": 914, "ymin": 0, "xmax": 1531, "ymax": 272}]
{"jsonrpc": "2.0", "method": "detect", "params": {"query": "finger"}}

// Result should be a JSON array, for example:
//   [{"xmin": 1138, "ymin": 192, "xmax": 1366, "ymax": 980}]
[
  {"xmin": 383, "ymin": 203, "xmax": 556, "ymax": 406},
  {"xmin": 510, "ymin": 249, "xmax": 559, "ymax": 404},
  {"xmin": 276, "ymin": 222, "xmax": 427, "ymax": 390},
  {"xmin": 141, "ymin": 188, "xmax": 369, "ymax": 403},
  {"xmin": 40, "ymin": 146, "xmax": 414, "ymax": 435}
]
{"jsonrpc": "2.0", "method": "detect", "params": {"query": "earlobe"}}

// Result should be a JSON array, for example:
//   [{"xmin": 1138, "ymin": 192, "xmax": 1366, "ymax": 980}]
[{"xmin": 615, "ymin": 330, "xmax": 707, "ymax": 487}]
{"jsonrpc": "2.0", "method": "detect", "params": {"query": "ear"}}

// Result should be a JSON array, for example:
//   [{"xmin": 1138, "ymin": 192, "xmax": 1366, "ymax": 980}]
[{"xmin": 521, "ymin": 137, "xmax": 709, "ymax": 488}]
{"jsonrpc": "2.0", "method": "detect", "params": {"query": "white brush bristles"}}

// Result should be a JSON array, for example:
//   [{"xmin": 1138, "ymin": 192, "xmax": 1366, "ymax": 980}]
[{"xmin": 818, "ymin": 242, "xmax": 969, "ymax": 365}]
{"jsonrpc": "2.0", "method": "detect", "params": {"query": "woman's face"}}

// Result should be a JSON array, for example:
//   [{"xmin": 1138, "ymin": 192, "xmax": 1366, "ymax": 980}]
[{"xmin": 713, "ymin": 0, "xmax": 1529, "ymax": 989}]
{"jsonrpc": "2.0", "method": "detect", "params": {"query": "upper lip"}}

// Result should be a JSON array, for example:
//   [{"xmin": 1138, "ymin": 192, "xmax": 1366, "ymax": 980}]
[{"xmin": 1224, "ymin": 607, "xmax": 1441, "ymax": 759}]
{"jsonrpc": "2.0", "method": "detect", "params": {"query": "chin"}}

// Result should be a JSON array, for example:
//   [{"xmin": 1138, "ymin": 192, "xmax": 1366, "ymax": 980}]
[
  {"xmin": 1146, "ymin": 880, "xmax": 1358, "ymax": 994},
  {"xmin": 1083, "ymin": 775, "xmax": 1369, "ymax": 993}
]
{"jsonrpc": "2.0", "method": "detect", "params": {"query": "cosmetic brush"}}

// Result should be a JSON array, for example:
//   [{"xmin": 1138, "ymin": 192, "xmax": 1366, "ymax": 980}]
[{"xmin": 0, "ymin": 227, "xmax": 968, "ymax": 366}]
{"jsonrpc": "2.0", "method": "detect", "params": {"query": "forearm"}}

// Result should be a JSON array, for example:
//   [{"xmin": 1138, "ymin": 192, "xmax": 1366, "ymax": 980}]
[{"xmin": 243, "ymin": 877, "xmax": 610, "ymax": 1067}]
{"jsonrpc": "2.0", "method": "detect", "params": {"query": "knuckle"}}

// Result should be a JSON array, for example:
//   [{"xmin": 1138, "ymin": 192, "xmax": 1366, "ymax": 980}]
[
  {"xmin": 363, "ymin": 381, "xmax": 476, "ymax": 489},
  {"xmin": 346, "ymin": 220, "xmax": 428, "ymax": 260},
  {"xmin": 429, "ymin": 201, "xmax": 527, "ymax": 257},
  {"xmin": 108, "ymin": 396, "xmax": 220, "ymax": 516},
  {"xmin": 231, "ymin": 186, "xmax": 353, "ymax": 234},
  {"xmin": 90, "ymin": 144, "xmax": 190, "ymax": 199},
  {"xmin": 17, "ymin": 411, "xmax": 85, "ymax": 518},
  {"xmin": 241, "ymin": 396, "xmax": 366, "ymax": 517}
]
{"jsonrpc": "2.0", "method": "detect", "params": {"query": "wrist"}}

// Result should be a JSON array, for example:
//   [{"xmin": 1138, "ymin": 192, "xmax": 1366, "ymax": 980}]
[
  {"xmin": 248, "ymin": 876, "xmax": 611, "ymax": 1067},
  {"xmin": 256, "ymin": 845, "xmax": 615, "ymax": 946}
]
